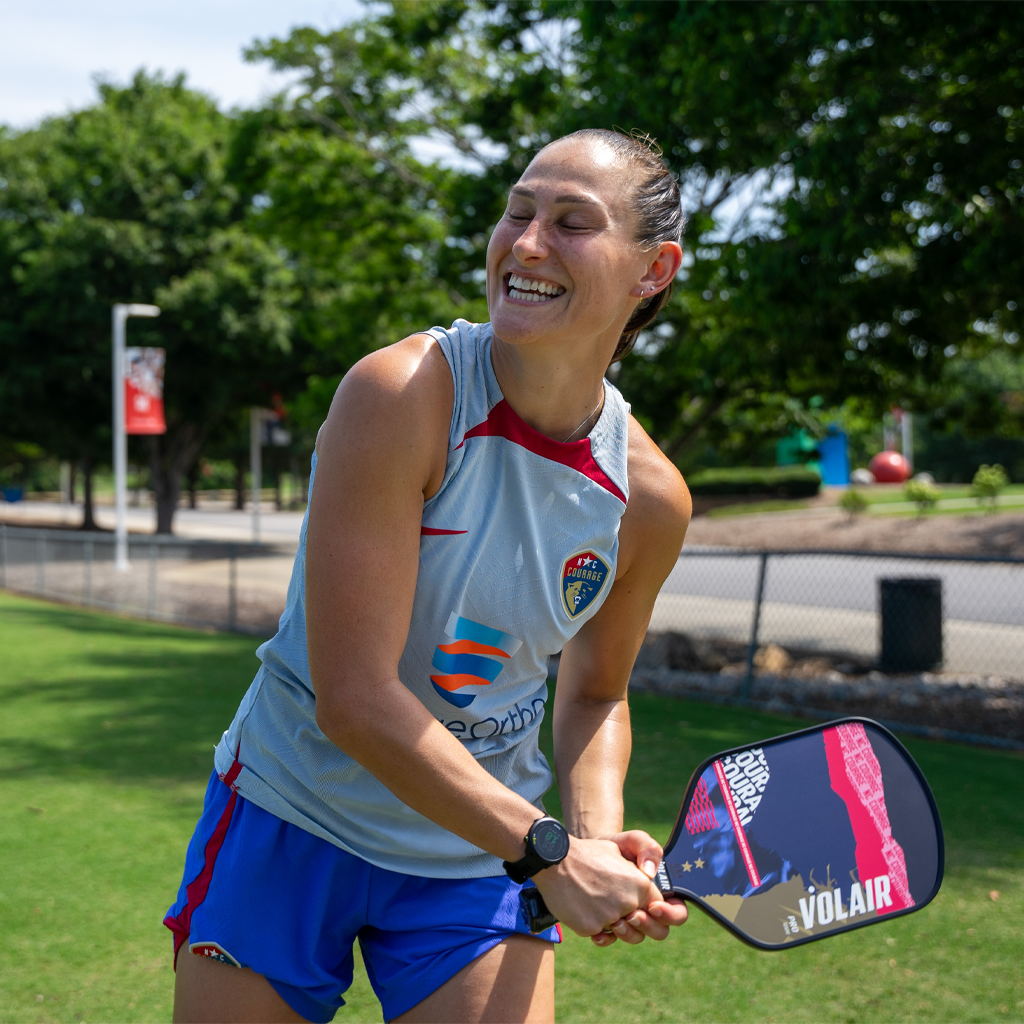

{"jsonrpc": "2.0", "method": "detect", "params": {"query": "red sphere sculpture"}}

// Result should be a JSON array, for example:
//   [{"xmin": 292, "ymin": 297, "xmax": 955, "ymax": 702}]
[{"xmin": 869, "ymin": 450, "xmax": 912, "ymax": 483}]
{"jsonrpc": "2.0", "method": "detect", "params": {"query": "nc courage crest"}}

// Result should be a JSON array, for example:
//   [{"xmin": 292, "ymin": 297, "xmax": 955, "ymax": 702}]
[{"xmin": 560, "ymin": 551, "xmax": 610, "ymax": 619}]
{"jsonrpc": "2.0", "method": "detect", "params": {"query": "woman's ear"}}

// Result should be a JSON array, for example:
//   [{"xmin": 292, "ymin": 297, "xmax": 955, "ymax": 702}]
[{"xmin": 631, "ymin": 242, "xmax": 683, "ymax": 298}]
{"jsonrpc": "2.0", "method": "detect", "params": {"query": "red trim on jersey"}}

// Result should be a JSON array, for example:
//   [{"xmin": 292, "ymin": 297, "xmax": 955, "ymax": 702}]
[
  {"xmin": 420, "ymin": 527, "xmax": 468, "ymax": 536},
  {"xmin": 457, "ymin": 400, "xmax": 626, "ymax": 505}
]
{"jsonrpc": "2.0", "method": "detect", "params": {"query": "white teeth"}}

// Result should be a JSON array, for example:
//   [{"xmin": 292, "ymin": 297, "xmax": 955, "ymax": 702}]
[{"xmin": 507, "ymin": 274, "xmax": 565, "ymax": 300}]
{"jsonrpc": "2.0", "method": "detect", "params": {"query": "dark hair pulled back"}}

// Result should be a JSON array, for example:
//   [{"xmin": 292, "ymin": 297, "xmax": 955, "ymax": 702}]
[{"xmin": 544, "ymin": 128, "xmax": 684, "ymax": 363}]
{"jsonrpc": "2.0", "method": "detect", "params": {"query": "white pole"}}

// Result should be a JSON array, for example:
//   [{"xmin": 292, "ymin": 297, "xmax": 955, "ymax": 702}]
[
  {"xmin": 250, "ymin": 407, "xmax": 262, "ymax": 543},
  {"xmin": 112, "ymin": 303, "xmax": 160, "ymax": 571},
  {"xmin": 901, "ymin": 411, "xmax": 914, "ymax": 473},
  {"xmin": 113, "ymin": 305, "xmax": 129, "ymax": 570}
]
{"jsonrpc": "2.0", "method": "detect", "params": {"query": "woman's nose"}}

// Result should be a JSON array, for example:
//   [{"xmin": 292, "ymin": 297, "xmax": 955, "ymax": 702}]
[{"xmin": 512, "ymin": 217, "xmax": 547, "ymax": 261}]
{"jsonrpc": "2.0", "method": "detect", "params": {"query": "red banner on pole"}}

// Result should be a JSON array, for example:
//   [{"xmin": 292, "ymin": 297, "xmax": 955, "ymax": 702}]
[{"xmin": 124, "ymin": 347, "xmax": 166, "ymax": 435}]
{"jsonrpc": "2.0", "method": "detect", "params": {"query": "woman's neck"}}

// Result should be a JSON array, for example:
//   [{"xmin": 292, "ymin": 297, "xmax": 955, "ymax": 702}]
[{"xmin": 490, "ymin": 330, "xmax": 613, "ymax": 443}]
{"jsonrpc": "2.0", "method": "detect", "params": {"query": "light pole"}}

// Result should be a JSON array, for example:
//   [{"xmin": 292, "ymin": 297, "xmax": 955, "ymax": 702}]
[{"xmin": 112, "ymin": 303, "xmax": 160, "ymax": 571}]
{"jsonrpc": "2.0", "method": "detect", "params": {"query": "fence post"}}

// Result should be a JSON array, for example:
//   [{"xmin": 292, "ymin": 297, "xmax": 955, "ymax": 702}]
[
  {"xmin": 36, "ymin": 531, "xmax": 46, "ymax": 596},
  {"xmin": 148, "ymin": 541, "xmax": 158, "ymax": 617},
  {"xmin": 0, "ymin": 523, "xmax": 6, "ymax": 589},
  {"xmin": 741, "ymin": 552, "xmax": 769, "ymax": 700},
  {"xmin": 227, "ymin": 543, "xmax": 237, "ymax": 630},
  {"xmin": 84, "ymin": 538, "xmax": 93, "ymax": 604}
]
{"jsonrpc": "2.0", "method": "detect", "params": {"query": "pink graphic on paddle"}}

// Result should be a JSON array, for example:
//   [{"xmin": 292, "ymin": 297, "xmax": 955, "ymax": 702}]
[
  {"xmin": 823, "ymin": 723, "xmax": 914, "ymax": 914},
  {"xmin": 713, "ymin": 759, "xmax": 762, "ymax": 890},
  {"xmin": 685, "ymin": 777, "xmax": 719, "ymax": 834}
]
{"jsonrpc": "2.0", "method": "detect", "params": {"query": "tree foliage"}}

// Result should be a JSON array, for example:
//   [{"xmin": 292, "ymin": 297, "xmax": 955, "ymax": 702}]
[
  {"xmin": 577, "ymin": 1, "xmax": 1024, "ymax": 460},
  {"xmin": 3, "ymin": 1, "xmax": 1023, "ymax": 514},
  {"xmin": 0, "ymin": 73, "xmax": 298, "ymax": 530},
  {"xmin": 330, "ymin": 1, "xmax": 1024, "ymax": 466}
]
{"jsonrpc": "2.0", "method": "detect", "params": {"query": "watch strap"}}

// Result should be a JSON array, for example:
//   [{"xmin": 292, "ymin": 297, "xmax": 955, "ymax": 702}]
[
  {"xmin": 502, "ymin": 816, "xmax": 569, "ymax": 883},
  {"xmin": 502, "ymin": 844, "xmax": 548, "ymax": 884}
]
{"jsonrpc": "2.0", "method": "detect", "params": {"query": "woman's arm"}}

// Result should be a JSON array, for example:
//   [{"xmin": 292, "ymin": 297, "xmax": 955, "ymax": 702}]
[
  {"xmin": 549, "ymin": 415, "xmax": 692, "ymax": 941},
  {"xmin": 305, "ymin": 336, "xmax": 657, "ymax": 936}
]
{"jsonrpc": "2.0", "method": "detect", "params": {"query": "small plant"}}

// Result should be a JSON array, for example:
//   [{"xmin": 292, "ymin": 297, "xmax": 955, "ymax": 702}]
[
  {"xmin": 903, "ymin": 479, "xmax": 941, "ymax": 515},
  {"xmin": 971, "ymin": 463, "xmax": 1008, "ymax": 512},
  {"xmin": 838, "ymin": 488, "xmax": 868, "ymax": 519}
]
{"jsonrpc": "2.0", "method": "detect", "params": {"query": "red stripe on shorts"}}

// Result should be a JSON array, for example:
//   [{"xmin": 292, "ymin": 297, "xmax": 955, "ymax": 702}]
[{"xmin": 164, "ymin": 753, "xmax": 244, "ymax": 967}]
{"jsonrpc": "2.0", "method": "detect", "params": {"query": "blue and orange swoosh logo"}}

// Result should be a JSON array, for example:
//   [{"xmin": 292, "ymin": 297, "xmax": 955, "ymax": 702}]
[{"xmin": 430, "ymin": 613, "xmax": 522, "ymax": 708}]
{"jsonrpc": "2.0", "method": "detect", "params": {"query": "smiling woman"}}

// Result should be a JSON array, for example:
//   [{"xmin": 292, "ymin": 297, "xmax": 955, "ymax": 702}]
[{"xmin": 167, "ymin": 129, "xmax": 692, "ymax": 1024}]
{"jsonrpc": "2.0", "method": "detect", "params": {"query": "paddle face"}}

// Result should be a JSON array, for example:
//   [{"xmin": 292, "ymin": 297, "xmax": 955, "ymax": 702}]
[{"xmin": 657, "ymin": 718, "xmax": 943, "ymax": 950}]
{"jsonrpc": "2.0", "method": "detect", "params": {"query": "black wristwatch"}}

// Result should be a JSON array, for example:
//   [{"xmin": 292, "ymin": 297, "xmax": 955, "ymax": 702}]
[{"xmin": 502, "ymin": 816, "xmax": 571, "ymax": 883}]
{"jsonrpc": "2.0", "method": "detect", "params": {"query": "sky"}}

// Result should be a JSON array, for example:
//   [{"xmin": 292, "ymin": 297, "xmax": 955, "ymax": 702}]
[{"xmin": 0, "ymin": 0, "xmax": 364, "ymax": 129}]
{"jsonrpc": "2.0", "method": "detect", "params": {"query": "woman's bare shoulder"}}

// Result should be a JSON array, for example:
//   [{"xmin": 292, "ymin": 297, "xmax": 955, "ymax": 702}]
[
  {"xmin": 316, "ymin": 333, "xmax": 454, "ymax": 494},
  {"xmin": 339, "ymin": 332, "xmax": 451, "ymax": 401},
  {"xmin": 621, "ymin": 414, "xmax": 692, "ymax": 560}
]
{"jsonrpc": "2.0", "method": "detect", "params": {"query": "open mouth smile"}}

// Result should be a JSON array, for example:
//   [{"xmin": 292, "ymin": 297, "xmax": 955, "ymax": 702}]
[{"xmin": 505, "ymin": 273, "xmax": 567, "ymax": 303}]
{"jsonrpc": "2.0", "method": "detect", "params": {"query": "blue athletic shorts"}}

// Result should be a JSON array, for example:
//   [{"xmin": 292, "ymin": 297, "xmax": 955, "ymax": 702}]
[{"xmin": 164, "ymin": 769, "xmax": 561, "ymax": 1022}]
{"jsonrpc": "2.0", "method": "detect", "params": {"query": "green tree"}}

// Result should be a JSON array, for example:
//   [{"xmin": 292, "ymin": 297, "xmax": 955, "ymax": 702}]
[
  {"xmin": 0, "ymin": 72, "xmax": 298, "ymax": 532},
  {"xmin": 333, "ymin": 1, "xmax": 1024, "ymax": 465},
  {"xmin": 553, "ymin": 0, "xmax": 1024, "ymax": 457}
]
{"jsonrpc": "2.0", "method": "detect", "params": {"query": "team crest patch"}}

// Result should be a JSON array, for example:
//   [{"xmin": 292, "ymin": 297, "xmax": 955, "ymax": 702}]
[
  {"xmin": 190, "ymin": 941, "xmax": 241, "ymax": 967},
  {"xmin": 561, "ymin": 551, "xmax": 610, "ymax": 619}
]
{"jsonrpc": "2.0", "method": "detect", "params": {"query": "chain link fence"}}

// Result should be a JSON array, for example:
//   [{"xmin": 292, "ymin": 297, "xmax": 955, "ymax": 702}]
[
  {"xmin": 0, "ymin": 524, "xmax": 294, "ymax": 635},
  {"xmin": 650, "ymin": 546, "xmax": 1024, "ymax": 685},
  {"xmin": 3, "ymin": 526, "xmax": 1023, "ymax": 685}
]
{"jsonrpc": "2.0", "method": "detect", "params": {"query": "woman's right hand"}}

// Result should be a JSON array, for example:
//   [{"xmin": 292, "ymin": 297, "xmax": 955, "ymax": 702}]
[{"xmin": 531, "ymin": 836, "xmax": 662, "ymax": 938}]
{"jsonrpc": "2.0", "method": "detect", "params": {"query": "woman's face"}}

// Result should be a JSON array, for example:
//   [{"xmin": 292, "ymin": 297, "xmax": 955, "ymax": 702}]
[{"xmin": 486, "ymin": 138, "xmax": 653, "ymax": 355}]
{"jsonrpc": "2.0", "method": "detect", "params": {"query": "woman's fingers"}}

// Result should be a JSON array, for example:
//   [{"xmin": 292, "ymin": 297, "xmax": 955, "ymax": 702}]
[
  {"xmin": 605, "ymin": 917, "xmax": 647, "ymax": 944},
  {"xmin": 647, "ymin": 896, "xmax": 689, "ymax": 927},
  {"xmin": 607, "ymin": 830, "xmax": 665, "ymax": 879}
]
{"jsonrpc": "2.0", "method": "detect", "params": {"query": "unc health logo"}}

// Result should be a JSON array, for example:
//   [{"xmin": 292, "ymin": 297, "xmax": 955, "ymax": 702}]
[
  {"xmin": 561, "ymin": 550, "xmax": 610, "ymax": 619},
  {"xmin": 430, "ymin": 613, "xmax": 522, "ymax": 709}
]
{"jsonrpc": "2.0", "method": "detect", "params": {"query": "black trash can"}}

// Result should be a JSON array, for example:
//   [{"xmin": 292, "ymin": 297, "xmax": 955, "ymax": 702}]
[{"xmin": 879, "ymin": 577, "xmax": 943, "ymax": 672}]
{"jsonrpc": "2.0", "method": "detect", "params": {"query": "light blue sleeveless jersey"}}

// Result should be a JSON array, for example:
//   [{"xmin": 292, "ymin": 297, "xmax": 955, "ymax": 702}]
[{"xmin": 214, "ymin": 320, "xmax": 630, "ymax": 877}]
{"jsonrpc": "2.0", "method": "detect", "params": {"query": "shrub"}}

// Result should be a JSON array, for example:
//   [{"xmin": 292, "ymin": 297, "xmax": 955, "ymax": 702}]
[
  {"xmin": 903, "ymin": 479, "xmax": 941, "ymax": 514},
  {"xmin": 971, "ymin": 463, "xmax": 1008, "ymax": 512},
  {"xmin": 685, "ymin": 466, "xmax": 821, "ymax": 498},
  {"xmin": 839, "ymin": 488, "xmax": 869, "ymax": 518}
]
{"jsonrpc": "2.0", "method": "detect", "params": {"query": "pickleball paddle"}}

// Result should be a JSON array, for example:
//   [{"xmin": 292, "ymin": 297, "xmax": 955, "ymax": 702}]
[
  {"xmin": 655, "ymin": 717, "xmax": 944, "ymax": 948},
  {"xmin": 521, "ymin": 717, "xmax": 944, "ymax": 948}
]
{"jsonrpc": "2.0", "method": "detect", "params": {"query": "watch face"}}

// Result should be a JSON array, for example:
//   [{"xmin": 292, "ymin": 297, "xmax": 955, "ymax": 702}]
[{"xmin": 531, "ymin": 819, "xmax": 570, "ymax": 863}]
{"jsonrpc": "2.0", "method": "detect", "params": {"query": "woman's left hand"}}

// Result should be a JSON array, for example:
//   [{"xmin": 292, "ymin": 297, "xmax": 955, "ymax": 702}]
[{"xmin": 590, "ymin": 830, "xmax": 689, "ymax": 946}]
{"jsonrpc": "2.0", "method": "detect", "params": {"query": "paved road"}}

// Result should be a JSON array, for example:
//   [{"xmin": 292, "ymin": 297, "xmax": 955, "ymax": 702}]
[
  {"xmin": 663, "ymin": 547, "xmax": 1023, "ymax": 627},
  {"xmin": 649, "ymin": 592, "xmax": 1024, "ymax": 676},
  {"xmin": 657, "ymin": 547, "xmax": 1024, "ymax": 676}
]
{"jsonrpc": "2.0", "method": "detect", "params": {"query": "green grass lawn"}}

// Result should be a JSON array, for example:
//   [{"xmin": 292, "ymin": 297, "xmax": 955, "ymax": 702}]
[
  {"xmin": 704, "ymin": 485, "xmax": 1024, "ymax": 520},
  {"xmin": 1, "ymin": 590, "xmax": 1021, "ymax": 1023}
]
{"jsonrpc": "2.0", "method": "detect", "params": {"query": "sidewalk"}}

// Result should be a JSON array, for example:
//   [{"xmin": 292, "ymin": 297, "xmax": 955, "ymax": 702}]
[{"xmin": 0, "ymin": 499, "xmax": 304, "ymax": 547}]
